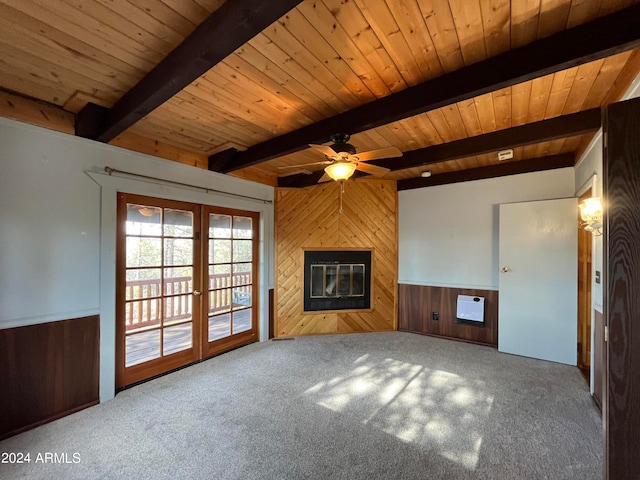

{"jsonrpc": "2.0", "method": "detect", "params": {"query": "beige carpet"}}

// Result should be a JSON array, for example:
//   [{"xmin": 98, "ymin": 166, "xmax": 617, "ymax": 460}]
[{"xmin": 0, "ymin": 332, "xmax": 602, "ymax": 479}]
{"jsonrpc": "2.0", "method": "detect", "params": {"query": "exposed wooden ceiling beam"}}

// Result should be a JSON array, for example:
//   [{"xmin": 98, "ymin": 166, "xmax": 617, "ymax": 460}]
[
  {"xmin": 279, "ymin": 109, "xmax": 598, "ymax": 187},
  {"xmin": 278, "ymin": 170, "xmax": 325, "ymax": 188},
  {"xmin": 76, "ymin": 0, "xmax": 303, "ymax": 143},
  {"xmin": 369, "ymin": 109, "xmax": 600, "ymax": 171},
  {"xmin": 211, "ymin": 4, "xmax": 640, "ymax": 173},
  {"xmin": 397, "ymin": 154, "xmax": 575, "ymax": 191}
]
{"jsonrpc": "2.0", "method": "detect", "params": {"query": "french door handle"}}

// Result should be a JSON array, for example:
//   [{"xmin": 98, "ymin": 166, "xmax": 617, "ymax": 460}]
[{"xmin": 193, "ymin": 290, "xmax": 202, "ymax": 296}]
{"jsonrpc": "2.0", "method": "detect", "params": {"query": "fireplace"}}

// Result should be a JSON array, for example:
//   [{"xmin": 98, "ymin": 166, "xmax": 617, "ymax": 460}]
[{"xmin": 303, "ymin": 250, "xmax": 372, "ymax": 312}]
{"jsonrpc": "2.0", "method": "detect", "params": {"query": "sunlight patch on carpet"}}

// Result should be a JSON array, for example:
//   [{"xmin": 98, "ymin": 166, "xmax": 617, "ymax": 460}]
[{"xmin": 303, "ymin": 357, "xmax": 494, "ymax": 471}]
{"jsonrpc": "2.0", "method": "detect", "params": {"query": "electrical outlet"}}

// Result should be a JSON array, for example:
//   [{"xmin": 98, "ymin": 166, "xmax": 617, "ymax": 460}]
[{"xmin": 432, "ymin": 312, "xmax": 439, "ymax": 321}]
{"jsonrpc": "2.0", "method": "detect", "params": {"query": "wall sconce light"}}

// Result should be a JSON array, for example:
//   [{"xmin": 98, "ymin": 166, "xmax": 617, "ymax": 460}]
[
  {"xmin": 324, "ymin": 161, "xmax": 357, "ymax": 182},
  {"xmin": 579, "ymin": 197, "xmax": 603, "ymax": 235}
]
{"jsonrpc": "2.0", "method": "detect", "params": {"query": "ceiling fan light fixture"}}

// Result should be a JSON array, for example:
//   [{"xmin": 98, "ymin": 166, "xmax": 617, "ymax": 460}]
[
  {"xmin": 138, "ymin": 206, "xmax": 155, "ymax": 217},
  {"xmin": 325, "ymin": 161, "xmax": 357, "ymax": 181}
]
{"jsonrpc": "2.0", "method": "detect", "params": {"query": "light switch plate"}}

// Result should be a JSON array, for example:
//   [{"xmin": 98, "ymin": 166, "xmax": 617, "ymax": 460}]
[{"xmin": 595, "ymin": 271, "xmax": 601, "ymax": 284}]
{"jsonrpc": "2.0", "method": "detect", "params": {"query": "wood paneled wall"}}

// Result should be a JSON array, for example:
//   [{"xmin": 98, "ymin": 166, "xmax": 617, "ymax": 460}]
[
  {"xmin": 0, "ymin": 316, "xmax": 100, "ymax": 440},
  {"xmin": 275, "ymin": 180, "xmax": 397, "ymax": 336},
  {"xmin": 398, "ymin": 284, "xmax": 498, "ymax": 347}
]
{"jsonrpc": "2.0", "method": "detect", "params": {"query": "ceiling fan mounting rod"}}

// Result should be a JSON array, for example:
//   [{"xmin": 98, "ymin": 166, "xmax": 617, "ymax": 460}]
[
  {"xmin": 329, "ymin": 133, "xmax": 356, "ymax": 155},
  {"xmin": 330, "ymin": 133, "xmax": 350, "ymax": 144}
]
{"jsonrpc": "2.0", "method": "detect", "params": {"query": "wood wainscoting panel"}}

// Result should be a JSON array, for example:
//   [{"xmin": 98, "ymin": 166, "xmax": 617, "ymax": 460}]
[
  {"xmin": 275, "ymin": 180, "xmax": 398, "ymax": 337},
  {"xmin": 0, "ymin": 315, "xmax": 100, "ymax": 440},
  {"xmin": 398, "ymin": 284, "xmax": 498, "ymax": 347},
  {"xmin": 594, "ymin": 309, "xmax": 605, "ymax": 410},
  {"xmin": 269, "ymin": 288, "xmax": 274, "ymax": 339}
]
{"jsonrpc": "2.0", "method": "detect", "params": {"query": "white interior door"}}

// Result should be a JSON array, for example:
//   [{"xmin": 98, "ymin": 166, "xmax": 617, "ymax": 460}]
[{"xmin": 498, "ymin": 198, "xmax": 577, "ymax": 365}]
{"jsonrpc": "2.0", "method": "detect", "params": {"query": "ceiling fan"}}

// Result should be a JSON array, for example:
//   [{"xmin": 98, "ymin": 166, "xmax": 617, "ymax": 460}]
[{"xmin": 278, "ymin": 134, "xmax": 402, "ymax": 182}]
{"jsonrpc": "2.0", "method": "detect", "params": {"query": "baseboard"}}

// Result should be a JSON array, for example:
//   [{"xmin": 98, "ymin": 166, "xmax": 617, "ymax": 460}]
[{"xmin": 398, "ymin": 329, "xmax": 497, "ymax": 348}]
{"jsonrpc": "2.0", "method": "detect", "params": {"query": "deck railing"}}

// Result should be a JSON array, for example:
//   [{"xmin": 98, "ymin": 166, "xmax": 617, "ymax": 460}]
[{"xmin": 125, "ymin": 272, "xmax": 251, "ymax": 332}]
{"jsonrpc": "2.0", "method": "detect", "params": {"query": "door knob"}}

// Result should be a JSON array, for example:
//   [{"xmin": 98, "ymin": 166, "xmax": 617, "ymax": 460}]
[
  {"xmin": 501, "ymin": 267, "xmax": 509, "ymax": 273},
  {"xmin": 193, "ymin": 290, "xmax": 202, "ymax": 296}
]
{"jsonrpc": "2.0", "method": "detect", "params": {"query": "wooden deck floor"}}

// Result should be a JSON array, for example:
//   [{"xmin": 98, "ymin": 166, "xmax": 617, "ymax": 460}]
[{"xmin": 126, "ymin": 309, "xmax": 251, "ymax": 367}]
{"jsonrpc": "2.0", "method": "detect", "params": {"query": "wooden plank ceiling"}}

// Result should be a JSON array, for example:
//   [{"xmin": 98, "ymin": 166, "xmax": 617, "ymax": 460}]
[{"xmin": 0, "ymin": 0, "xmax": 639, "ymax": 187}]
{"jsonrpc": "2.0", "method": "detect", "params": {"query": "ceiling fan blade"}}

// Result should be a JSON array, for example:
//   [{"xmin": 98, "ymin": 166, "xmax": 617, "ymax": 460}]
[
  {"xmin": 356, "ymin": 162, "xmax": 391, "ymax": 177},
  {"xmin": 355, "ymin": 146, "xmax": 403, "ymax": 162},
  {"xmin": 278, "ymin": 169, "xmax": 313, "ymax": 177},
  {"xmin": 318, "ymin": 172, "xmax": 332, "ymax": 183},
  {"xmin": 309, "ymin": 144, "xmax": 338, "ymax": 157},
  {"xmin": 278, "ymin": 160, "xmax": 331, "ymax": 169}
]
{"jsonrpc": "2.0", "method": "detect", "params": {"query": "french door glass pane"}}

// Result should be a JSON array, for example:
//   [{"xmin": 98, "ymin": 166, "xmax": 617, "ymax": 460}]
[
  {"xmin": 209, "ymin": 214, "xmax": 231, "ymax": 238},
  {"xmin": 232, "ymin": 263, "xmax": 252, "ymax": 286},
  {"xmin": 208, "ymin": 264, "xmax": 231, "ymax": 291},
  {"xmin": 126, "ymin": 237, "xmax": 161, "ymax": 267},
  {"xmin": 164, "ymin": 295, "xmax": 192, "ymax": 325},
  {"xmin": 232, "ymin": 286, "xmax": 251, "ymax": 309},
  {"xmin": 210, "ymin": 239, "xmax": 231, "ymax": 263},
  {"xmin": 232, "ymin": 309, "xmax": 251, "ymax": 334},
  {"xmin": 163, "ymin": 323, "xmax": 193, "ymax": 355},
  {"xmin": 164, "ymin": 238, "xmax": 193, "ymax": 266},
  {"xmin": 126, "ymin": 299, "xmax": 160, "ymax": 332},
  {"xmin": 126, "ymin": 269, "xmax": 161, "ymax": 300},
  {"xmin": 164, "ymin": 209, "xmax": 193, "ymax": 237},
  {"xmin": 209, "ymin": 313, "xmax": 231, "ymax": 341},
  {"xmin": 233, "ymin": 240, "xmax": 252, "ymax": 262},
  {"xmin": 163, "ymin": 267, "xmax": 193, "ymax": 295},
  {"xmin": 126, "ymin": 330, "xmax": 161, "ymax": 367},
  {"xmin": 233, "ymin": 216, "xmax": 253, "ymax": 238},
  {"xmin": 126, "ymin": 205, "xmax": 162, "ymax": 235},
  {"xmin": 209, "ymin": 288, "xmax": 232, "ymax": 315}
]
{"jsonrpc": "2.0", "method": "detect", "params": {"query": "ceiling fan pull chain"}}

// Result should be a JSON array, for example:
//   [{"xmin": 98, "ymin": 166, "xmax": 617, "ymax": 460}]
[{"xmin": 339, "ymin": 181, "xmax": 345, "ymax": 214}]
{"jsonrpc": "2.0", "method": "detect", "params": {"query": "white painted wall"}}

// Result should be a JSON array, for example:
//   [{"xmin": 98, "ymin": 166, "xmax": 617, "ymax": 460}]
[
  {"xmin": 575, "ymin": 134, "xmax": 604, "ymax": 314},
  {"xmin": 398, "ymin": 168, "xmax": 575, "ymax": 290},
  {"xmin": 0, "ymin": 117, "xmax": 274, "ymax": 402}
]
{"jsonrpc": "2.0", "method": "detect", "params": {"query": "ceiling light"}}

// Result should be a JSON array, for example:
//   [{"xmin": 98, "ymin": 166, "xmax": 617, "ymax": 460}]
[
  {"xmin": 325, "ymin": 161, "xmax": 357, "ymax": 181},
  {"xmin": 421, "ymin": 170, "xmax": 432, "ymax": 178}
]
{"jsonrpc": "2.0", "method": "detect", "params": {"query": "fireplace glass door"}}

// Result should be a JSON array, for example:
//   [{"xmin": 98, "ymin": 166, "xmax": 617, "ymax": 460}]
[{"xmin": 310, "ymin": 264, "xmax": 365, "ymax": 298}]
